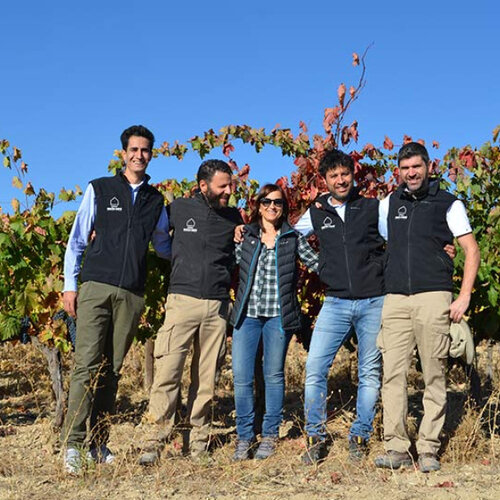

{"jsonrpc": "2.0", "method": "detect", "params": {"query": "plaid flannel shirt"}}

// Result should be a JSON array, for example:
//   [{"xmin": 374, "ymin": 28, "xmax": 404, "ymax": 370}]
[{"xmin": 235, "ymin": 230, "xmax": 318, "ymax": 318}]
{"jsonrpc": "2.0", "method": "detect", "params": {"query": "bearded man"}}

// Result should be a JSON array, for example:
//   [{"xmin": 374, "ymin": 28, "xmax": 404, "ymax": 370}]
[{"xmin": 139, "ymin": 159, "xmax": 242, "ymax": 464}]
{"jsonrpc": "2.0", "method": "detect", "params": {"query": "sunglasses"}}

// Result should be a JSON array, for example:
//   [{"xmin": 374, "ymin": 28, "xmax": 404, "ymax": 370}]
[{"xmin": 260, "ymin": 198, "xmax": 284, "ymax": 208}]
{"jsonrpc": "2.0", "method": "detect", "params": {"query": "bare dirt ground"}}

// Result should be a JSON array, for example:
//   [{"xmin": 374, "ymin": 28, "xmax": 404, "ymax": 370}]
[{"xmin": 0, "ymin": 338, "xmax": 499, "ymax": 500}]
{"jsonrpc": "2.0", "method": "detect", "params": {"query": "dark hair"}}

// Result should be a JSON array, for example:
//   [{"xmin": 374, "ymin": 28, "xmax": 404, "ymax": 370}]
[
  {"xmin": 196, "ymin": 159, "xmax": 233, "ymax": 185},
  {"xmin": 397, "ymin": 142, "xmax": 430, "ymax": 166},
  {"xmin": 319, "ymin": 149, "xmax": 354, "ymax": 177},
  {"xmin": 120, "ymin": 125, "xmax": 155, "ymax": 150},
  {"xmin": 249, "ymin": 183, "xmax": 289, "ymax": 228}
]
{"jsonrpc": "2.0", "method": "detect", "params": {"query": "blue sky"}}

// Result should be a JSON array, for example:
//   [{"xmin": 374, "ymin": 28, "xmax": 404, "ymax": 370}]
[{"xmin": 1, "ymin": 0, "xmax": 498, "ymax": 216}]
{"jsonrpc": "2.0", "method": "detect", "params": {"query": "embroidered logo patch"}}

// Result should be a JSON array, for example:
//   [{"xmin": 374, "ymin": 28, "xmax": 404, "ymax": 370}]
[
  {"xmin": 321, "ymin": 216, "xmax": 335, "ymax": 230},
  {"xmin": 183, "ymin": 218, "xmax": 198, "ymax": 232},
  {"xmin": 106, "ymin": 197, "xmax": 122, "ymax": 212},
  {"xmin": 395, "ymin": 206, "xmax": 408, "ymax": 220}
]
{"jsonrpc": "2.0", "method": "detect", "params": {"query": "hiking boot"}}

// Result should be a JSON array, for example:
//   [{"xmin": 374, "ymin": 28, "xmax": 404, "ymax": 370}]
[
  {"xmin": 418, "ymin": 453, "xmax": 440, "ymax": 472},
  {"xmin": 190, "ymin": 449, "xmax": 212, "ymax": 464},
  {"xmin": 374, "ymin": 450, "xmax": 413, "ymax": 469},
  {"xmin": 64, "ymin": 447, "xmax": 91, "ymax": 475},
  {"xmin": 137, "ymin": 427, "xmax": 171, "ymax": 466},
  {"xmin": 232, "ymin": 439, "xmax": 254, "ymax": 461},
  {"xmin": 348, "ymin": 436, "xmax": 368, "ymax": 461},
  {"xmin": 255, "ymin": 436, "xmax": 277, "ymax": 460},
  {"xmin": 138, "ymin": 449, "xmax": 161, "ymax": 466},
  {"xmin": 88, "ymin": 445, "xmax": 115, "ymax": 464},
  {"xmin": 301, "ymin": 436, "xmax": 326, "ymax": 465}
]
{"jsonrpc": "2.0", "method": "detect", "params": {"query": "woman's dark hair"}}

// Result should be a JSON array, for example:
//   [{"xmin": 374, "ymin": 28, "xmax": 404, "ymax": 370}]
[{"xmin": 249, "ymin": 183, "xmax": 289, "ymax": 228}]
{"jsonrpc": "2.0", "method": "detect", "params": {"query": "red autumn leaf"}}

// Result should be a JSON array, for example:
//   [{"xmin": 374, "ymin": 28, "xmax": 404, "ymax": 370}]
[
  {"xmin": 493, "ymin": 125, "xmax": 500, "ymax": 143},
  {"xmin": 434, "ymin": 481, "xmax": 455, "ymax": 488},
  {"xmin": 432, "ymin": 141, "xmax": 440, "ymax": 149},
  {"xmin": 352, "ymin": 52, "xmax": 360, "ymax": 66},
  {"xmin": 349, "ymin": 86, "xmax": 356, "ymax": 98},
  {"xmin": 481, "ymin": 458, "xmax": 491, "ymax": 466},
  {"xmin": 299, "ymin": 121, "xmax": 308, "ymax": 133},
  {"xmin": 337, "ymin": 83, "xmax": 346, "ymax": 108},
  {"xmin": 276, "ymin": 176, "xmax": 289, "ymax": 190},
  {"xmin": 363, "ymin": 143, "xmax": 376, "ymax": 159},
  {"xmin": 271, "ymin": 123, "xmax": 281, "ymax": 133},
  {"xmin": 238, "ymin": 164, "xmax": 250, "ymax": 182},
  {"xmin": 294, "ymin": 156, "xmax": 308, "ymax": 169},
  {"xmin": 323, "ymin": 107, "xmax": 340, "ymax": 133},
  {"xmin": 351, "ymin": 150, "xmax": 363, "ymax": 162},
  {"xmin": 222, "ymin": 142, "xmax": 235, "ymax": 157},
  {"xmin": 341, "ymin": 126, "xmax": 350, "ymax": 146},
  {"xmin": 403, "ymin": 134, "xmax": 413, "ymax": 144},
  {"xmin": 417, "ymin": 138, "xmax": 425, "ymax": 146},
  {"xmin": 458, "ymin": 149, "xmax": 476, "ymax": 169},
  {"xmin": 228, "ymin": 159, "xmax": 238, "ymax": 170},
  {"xmin": 383, "ymin": 136, "xmax": 394, "ymax": 150},
  {"xmin": 349, "ymin": 121, "xmax": 359, "ymax": 142},
  {"xmin": 309, "ymin": 184, "xmax": 318, "ymax": 200}
]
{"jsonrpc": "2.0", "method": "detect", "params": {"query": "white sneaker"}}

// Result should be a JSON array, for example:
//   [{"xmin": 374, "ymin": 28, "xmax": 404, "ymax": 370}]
[
  {"xmin": 88, "ymin": 445, "xmax": 115, "ymax": 464},
  {"xmin": 64, "ymin": 447, "xmax": 88, "ymax": 474}
]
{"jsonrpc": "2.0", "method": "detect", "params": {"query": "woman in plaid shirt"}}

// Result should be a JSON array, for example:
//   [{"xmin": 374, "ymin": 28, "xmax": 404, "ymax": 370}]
[{"xmin": 230, "ymin": 184, "xmax": 318, "ymax": 461}]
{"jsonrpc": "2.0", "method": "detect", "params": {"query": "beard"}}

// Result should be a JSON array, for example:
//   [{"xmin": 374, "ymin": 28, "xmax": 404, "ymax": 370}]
[
  {"xmin": 331, "ymin": 186, "xmax": 354, "ymax": 203},
  {"xmin": 205, "ymin": 186, "xmax": 229, "ymax": 209}
]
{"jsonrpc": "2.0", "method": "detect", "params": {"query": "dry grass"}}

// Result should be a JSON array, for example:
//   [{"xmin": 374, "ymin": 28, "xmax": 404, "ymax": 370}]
[{"xmin": 0, "ymin": 339, "xmax": 499, "ymax": 499}]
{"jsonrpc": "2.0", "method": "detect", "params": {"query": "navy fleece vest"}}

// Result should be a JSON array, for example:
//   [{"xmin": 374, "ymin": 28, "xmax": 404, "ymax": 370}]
[
  {"xmin": 80, "ymin": 173, "xmax": 164, "ymax": 293},
  {"xmin": 310, "ymin": 192, "xmax": 385, "ymax": 299},
  {"xmin": 231, "ymin": 221, "xmax": 303, "ymax": 333},
  {"xmin": 385, "ymin": 180, "xmax": 456, "ymax": 295}
]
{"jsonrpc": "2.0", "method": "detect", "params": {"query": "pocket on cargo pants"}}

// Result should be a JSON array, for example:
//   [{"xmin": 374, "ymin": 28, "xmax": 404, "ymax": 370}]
[{"xmin": 432, "ymin": 330, "xmax": 451, "ymax": 359}]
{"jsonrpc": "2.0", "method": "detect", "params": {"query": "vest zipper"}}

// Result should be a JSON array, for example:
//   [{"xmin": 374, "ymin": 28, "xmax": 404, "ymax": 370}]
[
  {"xmin": 234, "ymin": 237, "xmax": 261, "ymax": 326},
  {"xmin": 407, "ymin": 202, "xmax": 415, "ymax": 294},
  {"xmin": 341, "ymin": 216, "xmax": 354, "ymax": 297},
  {"xmin": 275, "ymin": 230, "xmax": 294, "ymax": 333},
  {"xmin": 118, "ymin": 187, "xmax": 140, "ymax": 289},
  {"xmin": 200, "ymin": 206, "xmax": 210, "ymax": 298}
]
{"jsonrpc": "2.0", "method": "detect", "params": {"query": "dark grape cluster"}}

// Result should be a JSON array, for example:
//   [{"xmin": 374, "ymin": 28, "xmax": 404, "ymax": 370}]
[
  {"xmin": 19, "ymin": 317, "xmax": 31, "ymax": 344},
  {"xmin": 53, "ymin": 310, "xmax": 77, "ymax": 349}
]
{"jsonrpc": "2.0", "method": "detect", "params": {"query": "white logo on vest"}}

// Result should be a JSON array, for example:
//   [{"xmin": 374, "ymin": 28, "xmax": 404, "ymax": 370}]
[
  {"xmin": 107, "ymin": 197, "xmax": 122, "ymax": 212},
  {"xmin": 395, "ymin": 206, "xmax": 408, "ymax": 220},
  {"xmin": 183, "ymin": 218, "xmax": 198, "ymax": 232},
  {"xmin": 321, "ymin": 216, "xmax": 335, "ymax": 230}
]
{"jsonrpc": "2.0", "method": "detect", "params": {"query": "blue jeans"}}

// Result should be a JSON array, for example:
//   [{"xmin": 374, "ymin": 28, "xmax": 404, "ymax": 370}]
[
  {"xmin": 304, "ymin": 296, "xmax": 384, "ymax": 441},
  {"xmin": 232, "ymin": 316, "xmax": 292, "ymax": 440}
]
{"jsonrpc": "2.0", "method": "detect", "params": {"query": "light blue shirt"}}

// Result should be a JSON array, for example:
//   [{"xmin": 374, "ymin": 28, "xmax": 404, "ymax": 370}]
[{"xmin": 64, "ymin": 181, "xmax": 171, "ymax": 291}]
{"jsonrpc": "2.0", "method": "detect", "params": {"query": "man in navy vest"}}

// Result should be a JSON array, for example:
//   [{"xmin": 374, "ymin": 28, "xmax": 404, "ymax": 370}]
[
  {"xmin": 61, "ymin": 125, "xmax": 171, "ymax": 474},
  {"xmin": 138, "ymin": 160, "xmax": 243, "ymax": 464},
  {"xmin": 295, "ymin": 150, "xmax": 386, "ymax": 464},
  {"xmin": 374, "ymin": 142, "xmax": 480, "ymax": 472}
]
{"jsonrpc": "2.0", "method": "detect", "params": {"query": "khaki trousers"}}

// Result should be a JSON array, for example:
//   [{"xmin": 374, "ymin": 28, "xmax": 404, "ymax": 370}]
[
  {"xmin": 62, "ymin": 281, "xmax": 144, "ymax": 448},
  {"xmin": 147, "ymin": 293, "xmax": 228, "ymax": 451},
  {"xmin": 377, "ymin": 291, "xmax": 452, "ymax": 455}
]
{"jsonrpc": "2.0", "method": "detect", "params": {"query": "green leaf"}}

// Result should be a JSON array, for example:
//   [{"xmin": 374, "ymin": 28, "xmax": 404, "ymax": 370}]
[{"xmin": 487, "ymin": 287, "xmax": 498, "ymax": 307}]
